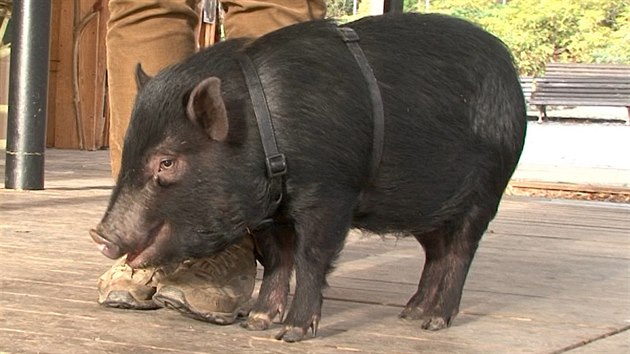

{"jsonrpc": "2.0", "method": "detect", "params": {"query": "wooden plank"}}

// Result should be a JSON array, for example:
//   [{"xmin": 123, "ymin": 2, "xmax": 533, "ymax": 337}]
[
  {"xmin": 536, "ymin": 77, "xmax": 630, "ymax": 83},
  {"xmin": 565, "ymin": 329, "xmax": 630, "ymax": 354},
  {"xmin": 49, "ymin": 0, "xmax": 76, "ymax": 148},
  {"xmin": 1, "ymin": 149, "xmax": 629, "ymax": 353},
  {"xmin": 544, "ymin": 63, "xmax": 630, "ymax": 76},
  {"xmin": 1, "ymin": 285, "xmax": 624, "ymax": 354}
]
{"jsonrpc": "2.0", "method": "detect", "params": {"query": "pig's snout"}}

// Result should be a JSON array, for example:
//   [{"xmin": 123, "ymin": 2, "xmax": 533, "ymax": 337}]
[{"xmin": 89, "ymin": 228, "xmax": 124, "ymax": 259}]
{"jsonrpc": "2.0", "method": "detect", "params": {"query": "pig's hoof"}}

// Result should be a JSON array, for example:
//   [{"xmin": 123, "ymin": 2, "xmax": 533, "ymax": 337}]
[
  {"xmin": 420, "ymin": 317, "xmax": 449, "ymax": 331},
  {"xmin": 241, "ymin": 313, "xmax": 271, "ymax": 331},
  {"xmin": 399, "ymin": 306, "xmax": 423, "ymax": 320},
  {"xmin": 399, "ymin": 309, "xmax": 450, "ymax": 331},
  {"xmin": 275, "ymin": 326, "xmax": 307, "ymax": 342}
]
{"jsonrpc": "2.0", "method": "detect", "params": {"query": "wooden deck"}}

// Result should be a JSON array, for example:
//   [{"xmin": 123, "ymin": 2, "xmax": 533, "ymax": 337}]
[{"xmin": 1, "ymin": 149, "xmax": 629, "ymax": 353}]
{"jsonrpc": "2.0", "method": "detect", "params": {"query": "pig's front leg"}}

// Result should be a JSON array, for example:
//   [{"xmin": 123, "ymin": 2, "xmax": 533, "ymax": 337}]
[
  {"xmin": 274, "ymin": 203, "xmax": 353, "ymax": 342},
  {"xmin": 242, "ymin": 223, "xmax": 295, "ymax": 331}
]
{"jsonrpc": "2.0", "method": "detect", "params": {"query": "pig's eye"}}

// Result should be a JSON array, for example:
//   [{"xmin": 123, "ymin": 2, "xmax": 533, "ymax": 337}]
[
  {"xmin": 159, "ymin": 159, "xmax": 174, "ymax": 171},
  {"xmin": 153, "ymin": 155, "xmax": 183, "ymax": 188}
]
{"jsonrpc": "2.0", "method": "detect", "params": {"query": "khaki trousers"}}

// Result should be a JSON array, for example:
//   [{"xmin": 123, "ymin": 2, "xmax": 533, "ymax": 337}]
[{"xmin": 106, "ymin": 0, "xmax": 326, "ymax": 179}]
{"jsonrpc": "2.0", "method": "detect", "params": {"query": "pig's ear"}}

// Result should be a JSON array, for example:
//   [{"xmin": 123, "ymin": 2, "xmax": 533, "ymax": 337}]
[
  {"xmin": 135, "ymin": 63, "xmax": 152, "ymax": 88},
  {"xmin": 186, "ymin": 77, "xmax": 229, "ymax": 141}
]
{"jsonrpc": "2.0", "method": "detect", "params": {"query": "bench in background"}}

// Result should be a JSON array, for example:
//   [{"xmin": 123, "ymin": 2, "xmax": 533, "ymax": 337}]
[
  {"xmin": 520, "ymin": 76, "xmax": 534, "ymax": 105},
  {"xmin": 528, "ymin": 63, "xmax": 630, "ymax": 124}
]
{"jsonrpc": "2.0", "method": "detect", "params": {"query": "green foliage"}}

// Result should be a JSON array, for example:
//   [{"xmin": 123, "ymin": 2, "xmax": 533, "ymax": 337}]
[
  {"xmin": 326, "ymin": 0, "xmax": 629, "ymax": 76},
  {"xmin": 327, "ymin": 0, "xmax": 356, "ymax": 19},
  {"xmin": 328, "ymin": 0, "xmax": 423, "ymax": 21},
  {"xmin": 424, "ymin": 0, "xmax": 630, "ymax": 76},
  {"xmin": 405, "ymin": 0, "xmax": 421, "ymax": 12}
]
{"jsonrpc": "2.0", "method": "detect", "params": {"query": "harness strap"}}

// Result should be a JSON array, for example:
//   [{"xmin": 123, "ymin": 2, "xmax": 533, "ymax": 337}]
[
  {"xmin": 239, "ymin": 26, "xmax": 384, "ymax": 230},
  {"xmin": 337, "ymin": 27, "xmax": 385, "ymax": 185},
  {"xmin": 238, "ymin": 54, "xmax": 286, "ymax": 218}
]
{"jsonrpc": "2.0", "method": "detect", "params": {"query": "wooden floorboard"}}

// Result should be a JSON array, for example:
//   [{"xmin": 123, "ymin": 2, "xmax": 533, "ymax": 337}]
[{"xmin": 1, "ymin": 149, "xmax": 629, "ymax": 353}]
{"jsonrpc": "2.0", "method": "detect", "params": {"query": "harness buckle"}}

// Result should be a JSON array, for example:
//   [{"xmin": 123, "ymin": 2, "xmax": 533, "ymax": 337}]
[{"xmin": 266, "ymin": 153, "xmax": 287, "ymax": 178}]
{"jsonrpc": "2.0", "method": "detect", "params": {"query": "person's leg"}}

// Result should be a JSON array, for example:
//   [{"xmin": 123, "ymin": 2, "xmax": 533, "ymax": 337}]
[
  {"xmin": 106, "ymin": 0, "xmax": 199, "ymax": 180},
  {"xmin": 150, "ymin": 0, "xmax": 327, "ymax": 323},
  {"xmin": 100, "ymin": 0, "xmax": 256, "ymax": 323},
  {"xmin": 221, "ymin": 0, "xmax": 327, "ymax": 38}
]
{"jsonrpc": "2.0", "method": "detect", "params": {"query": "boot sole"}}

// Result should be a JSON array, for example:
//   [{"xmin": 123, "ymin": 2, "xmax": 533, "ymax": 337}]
[
  {"xmin": 153, "ymin": 287, "xmax": 239, "ymax": 325},
  {"xmin": 99, "ymin": 290, "xmax": 160, "ymax": 310}
]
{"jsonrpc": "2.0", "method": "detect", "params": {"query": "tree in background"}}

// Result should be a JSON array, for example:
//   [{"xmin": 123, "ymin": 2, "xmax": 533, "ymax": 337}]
[
  {"xmin": 422, "ymin": 0, "xmax": 630, "ymax": 76},
  {"xmin": 326, "ymin": 0, "xmax": 422, "ymax": 20},
  {"xmin": 327, "ymin": 0, "xmax": 357, "ymax": 19},
  {"xmin": 328, "ymin": 0, "xmax": 629, "ymax": 76}
]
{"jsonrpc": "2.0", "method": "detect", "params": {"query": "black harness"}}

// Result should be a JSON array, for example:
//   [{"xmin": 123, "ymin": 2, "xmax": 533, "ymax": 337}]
[
  {"xmin": 239, "ymin": 26, "xmax": 384, "ymax": 229},
  {"xmin": 238, "ymin": 55, "xmax": 286, "ymax": 220}
]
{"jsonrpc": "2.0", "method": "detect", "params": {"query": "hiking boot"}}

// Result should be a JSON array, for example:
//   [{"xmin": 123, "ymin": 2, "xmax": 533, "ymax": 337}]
[
  {"xmin": 97, "ymin": 256, "xmax": 161, "ymax": 310},
  {"xmin": 153, "ymin": 236, "xmax": 257, "ymax": 325}
]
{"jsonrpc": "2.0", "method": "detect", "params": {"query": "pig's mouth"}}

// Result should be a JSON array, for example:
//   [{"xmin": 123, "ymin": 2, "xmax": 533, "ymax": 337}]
[{"xmin": 90, "ymin": 222, "xmax": 172, "ymax": 268}]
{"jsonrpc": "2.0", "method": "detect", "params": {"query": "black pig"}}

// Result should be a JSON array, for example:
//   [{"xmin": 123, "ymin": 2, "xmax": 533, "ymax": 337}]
[{"xmin": 91, "ymin": 13, "xmax": 526, "ymax": 342}]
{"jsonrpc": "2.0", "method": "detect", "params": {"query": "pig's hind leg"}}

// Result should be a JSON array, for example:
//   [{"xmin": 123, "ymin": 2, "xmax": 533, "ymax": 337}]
[
  {"xmin": 242, "ymin": 223, "xmax": 295, "ymax": 331},
  {"xmin": 400, "ymin": 203, "xmax": 494, "ymax": 330}
]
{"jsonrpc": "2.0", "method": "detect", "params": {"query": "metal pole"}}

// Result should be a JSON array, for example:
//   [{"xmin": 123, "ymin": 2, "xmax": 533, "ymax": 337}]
[
  {"xmin": 384, "ymin": 0, "xmax": 404, "ymax": 13},
  {"xmin": 4, "ymin": 0, "xmax": 51, "ymax": 190}
]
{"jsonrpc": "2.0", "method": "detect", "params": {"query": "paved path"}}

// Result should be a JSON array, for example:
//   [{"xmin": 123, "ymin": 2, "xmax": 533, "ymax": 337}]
[{"xmin": 513, "ymin": 121, "xmax": 630, "ymax": 188}]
